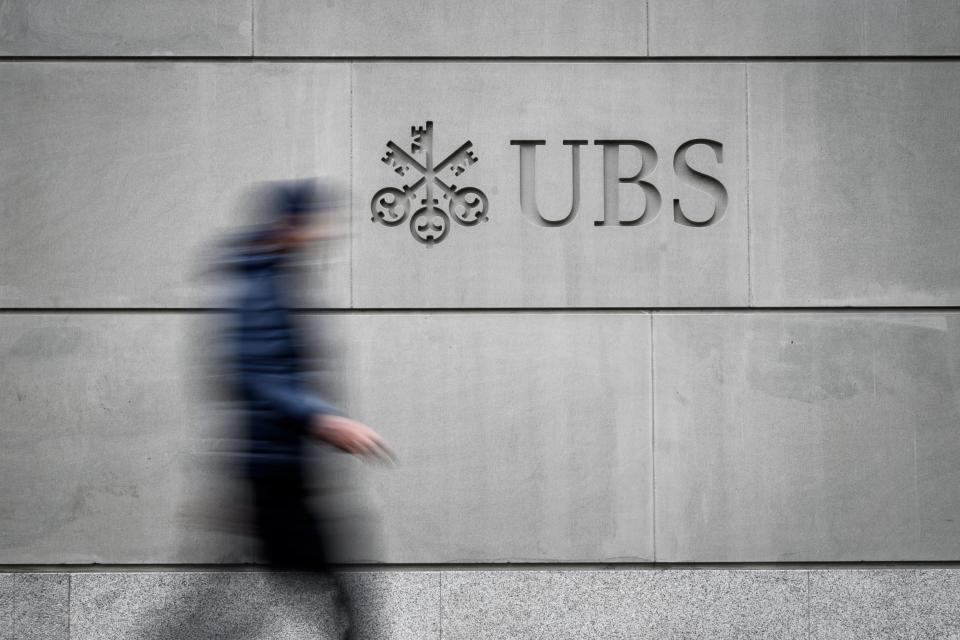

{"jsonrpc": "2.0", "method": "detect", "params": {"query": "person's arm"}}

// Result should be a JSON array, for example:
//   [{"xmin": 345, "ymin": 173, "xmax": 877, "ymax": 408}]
[
  {"xmin": 241, "ymin": 368, "xmax": 343, "ymax": 423},
  {"xmin": 310, "ymin": 414, "xmax": 394, "ymax": 460},
  {"xmin": 236, "ymin": 271, "xmax": 392, "ymax": 460},
  {"xmin": 241, "ymin": 361, "xmax": 392, "ymax": 460},
  {"xmin": 235, "ymin": 277, "xmax": 344, "ymax": 423}
]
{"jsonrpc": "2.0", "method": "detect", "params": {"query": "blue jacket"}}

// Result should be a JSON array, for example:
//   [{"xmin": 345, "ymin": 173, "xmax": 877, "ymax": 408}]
[{"xmin": 225, "ymin": 242, "xmax": 341, "ymax": 472}]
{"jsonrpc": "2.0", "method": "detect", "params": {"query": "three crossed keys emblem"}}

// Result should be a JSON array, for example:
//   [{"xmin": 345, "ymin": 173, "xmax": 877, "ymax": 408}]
[{"xmin": 370, "ymin": 121, "xmax": 488, "ymax": 245}]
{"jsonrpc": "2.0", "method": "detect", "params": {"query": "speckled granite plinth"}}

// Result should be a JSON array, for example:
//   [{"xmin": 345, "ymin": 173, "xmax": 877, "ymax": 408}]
[
  {"xmin": 70, "ymin": 571, "xmax": 438, "ymax": 640},
  {"xmin": 4, "ymin": 569, "xmax": 960, "ymax": 639},
  {"xmin": 0, "ymin": 573, "xmax": 69, "ymax": 640}
]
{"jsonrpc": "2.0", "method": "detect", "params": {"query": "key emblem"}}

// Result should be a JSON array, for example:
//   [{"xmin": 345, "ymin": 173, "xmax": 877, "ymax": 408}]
[{"xmin": 371, "ymin": 121, "xmax": 488, "ymax": 246}]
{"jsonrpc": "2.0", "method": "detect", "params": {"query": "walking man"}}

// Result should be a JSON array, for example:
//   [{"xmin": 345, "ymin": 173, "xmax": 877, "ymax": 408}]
[{"xmin": 224, "ymin": 179, "xmax": 391, "ymax": 639}]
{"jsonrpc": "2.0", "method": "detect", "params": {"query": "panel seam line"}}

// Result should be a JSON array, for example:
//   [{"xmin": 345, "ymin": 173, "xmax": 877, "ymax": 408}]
[
  {"xmin": 3, "ymin": 562, "xmax": 958, "ymax": 572},
  {"xmin": 650, "ymin": 312, "xmax": 656, "ymax": 561},
  {"xmin": 745, "ymin": 63, "xmax": 752, "ymax": 307},
  {"xmin": 4, "ymin": 55, "xmax": 960, "ymax": 62},
  {"xmin": 67, "ymin": 573, "xmax": 72, "ymax": 638},
  {"xmin": 4, "ymin": 307, "xmax": 960, "ymax": 314},
  {"xmin": 645, "ymin": 0, "xmax": 651, "ymax": 56},
  {"xmin": 350, "ymin": 63, "xmax": 355, "ymax": 309}
]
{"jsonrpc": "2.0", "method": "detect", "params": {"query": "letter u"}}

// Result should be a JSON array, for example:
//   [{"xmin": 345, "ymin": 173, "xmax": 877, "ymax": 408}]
[{"xmin": 510, "ymin": 140, "xmax": 586, "ymax": 226}]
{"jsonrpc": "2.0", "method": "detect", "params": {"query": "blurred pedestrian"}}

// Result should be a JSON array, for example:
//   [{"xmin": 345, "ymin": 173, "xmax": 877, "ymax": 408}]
[{"xmin": 222, "ymin": 178, "xmax": 391, "ymax": 639}]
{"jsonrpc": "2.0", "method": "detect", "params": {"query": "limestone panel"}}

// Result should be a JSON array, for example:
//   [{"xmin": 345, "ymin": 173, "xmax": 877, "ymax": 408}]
[
  {"xmin": 341, "ymin": 312, "xmax": 652, "ymax": 562},
  {"xmin": 0, "ymin": 573, "xmax": 68, "ymax": 640},
  {"xmin": 654, "ymin": 313, "xmax": 960, "ymax": 561},
  {"xmin": 0, "ymin": 311, "xmax": 371, "ymax": 563},
  {"xmin": 253, "ymin": 0, "xmax": 646, "ymax": 57},
  {"xmin": 0, "ymin": 0, "xmax": 252, "ymax": 56},
  {"xmin": 749, "ymin": 62, "xmax": 960, "ymax": 306},
  {"xmin": 0, "ymin": 62, "xmax": 350, "ymax": 308},
  {"xmin": 0, "ymin": 312, "xmax": 649, "ymax": 563},
  {"xmin": 649, "ymin": 0, "xmax": 960, "ymax": 56},
  {"xmin": 0, "ymin": 314, "xmax": 194, "ymax": 562},
  {"xmin": 441, "ymin": 570, "xmax": 807, "ymax": 639},
  {"xmin": 352, "ymin": 63, "xmax": 748, "ymax": 308},
  {"xmin": 70, "ymin": 571, "xmax": 439, "ymax": 639}
]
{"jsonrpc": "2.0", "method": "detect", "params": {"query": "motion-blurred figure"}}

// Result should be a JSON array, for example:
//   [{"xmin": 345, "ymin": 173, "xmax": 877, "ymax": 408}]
[{"xmin": 219, "ymin": 179, "xmax": 391, "ymax": 639}]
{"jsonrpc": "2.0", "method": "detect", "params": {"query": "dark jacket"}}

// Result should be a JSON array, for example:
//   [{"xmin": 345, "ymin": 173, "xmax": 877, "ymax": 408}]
[{"xmin": 225, "ymin": 241, "xmax": 341, "ymax": 473}]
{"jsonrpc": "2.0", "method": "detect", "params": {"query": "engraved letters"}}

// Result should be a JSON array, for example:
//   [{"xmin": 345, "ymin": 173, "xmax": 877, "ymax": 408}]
[
  {"xmin": 511, "ymin": 140, "xmax": 586, "ymax": 227},
  {"xmin": 673, "ymin": 139, "xmax": 727, "ymax": 227},
  {"xmin": 511, "ymin": 137, "xmax": 727, "ymax": 228},
  {"xmin": 373, "ymin": 122, "xmax": 729, "ymax": 246},
  {"xmin": 594, "ymin": 140, "xmax": 661, "ymax": 227}
]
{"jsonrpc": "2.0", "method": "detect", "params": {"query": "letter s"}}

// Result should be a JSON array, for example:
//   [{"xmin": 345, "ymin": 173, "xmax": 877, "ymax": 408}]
[{"xmin": 673, "ymin": 139, "xmax": 728, "ymax": 227}]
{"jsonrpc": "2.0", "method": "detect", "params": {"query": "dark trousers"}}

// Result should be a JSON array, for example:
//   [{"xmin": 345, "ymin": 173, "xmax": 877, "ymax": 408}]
[{"xmin": 250, "ymin": 463, "xmax": 356, "ymax": 638}]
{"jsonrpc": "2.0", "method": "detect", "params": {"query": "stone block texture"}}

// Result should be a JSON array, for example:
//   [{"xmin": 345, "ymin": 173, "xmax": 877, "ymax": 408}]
[
  {"xmin": 9, "ymin": 0, "xmax": 957, "ymax": 58},
  {"xmin": 915, "ymin": 570, "xmax": 960, "ymax": 640},
  {"xmin": 253, "ymin": 0, "xmax": 647, "ymax": 57},
  {"xmin": 0, "ymin": 573, "xmax": 69, "ymax": 640},
  {"xmin": 0, "ymin": 314, "xmax": 193, "ymax": 562},
  {"xmin": 750, "ymin": 63, "xmax": 960, "ymax": 306},
  {"xmin": 9, "ymin": 61, "xmax": 960, "ymax": 309},
  {"xmin": 2, "ymin": 1, "xmax": 960, "ymax": 633},
  {"xmin": 340, "ymin": 313, "xmax": 653, "ymax": 562},
  {"xmin": 441, "ymin": 570, "xmax": 807, "ymax": 639},
  {"xmin": 0, "ymin": 312, "xmax": 651, "ymax": 564},
  {"xmin": 653, "ymin": 312, "xmax": 960, "ymax": 561},
  {"xmin": 809, "ymin": 570, "xmax": 918, "ymax": 640},
  {"xmin": 3, "ymin": 569, "xmax": 960, "ymax": 639},
  {"xmin": 0, "ymin": 0, "xmax": 252, "ymax": 56},
  {"xmin": 649, "ymin": 0, "xmax": 960, "ymax": 56},
  {"xmin": 808, "ymin": 569, "xmax": 960, "ymax": 639},
  {"xmin": 70, "ymin": 571, "xmax": 439, "ymax": 640},
  {"xmin": 0, "ymin": 62, "xmax": 350, "ymax": 308},
  {"xmin": 352, "ymin": 62, "xmax": 748, "ymax": 307}
]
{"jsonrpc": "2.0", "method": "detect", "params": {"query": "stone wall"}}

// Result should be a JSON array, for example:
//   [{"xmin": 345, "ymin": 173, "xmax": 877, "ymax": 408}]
[
  {"xmin": 7, "ymin": 569, "xmax": 960, "ymax": 639},
  {"xmin": 2, "ymin": 1, "xmax": 960, "ymax": 637}
]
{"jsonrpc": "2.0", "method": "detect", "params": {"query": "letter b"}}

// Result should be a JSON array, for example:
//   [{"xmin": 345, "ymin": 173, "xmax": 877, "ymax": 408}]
[{"xmin": 594, "ymin": 140, "xmax": 661, "ymax": 226}]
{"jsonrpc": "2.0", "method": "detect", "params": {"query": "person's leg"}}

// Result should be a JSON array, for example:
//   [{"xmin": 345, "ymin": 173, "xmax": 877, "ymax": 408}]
[
  {"xmin": 250, "ymin": 470, "xmax": 314, "ymax": 567},
  {"xmin": 250, "ymin": 466, "xmax": 358, "ymax": 639}
]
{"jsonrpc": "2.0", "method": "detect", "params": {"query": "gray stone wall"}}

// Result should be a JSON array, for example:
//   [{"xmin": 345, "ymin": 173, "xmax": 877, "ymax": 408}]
[{"xmin": 2, "ymin": 0, "xmax": 960, "ymax": 636}]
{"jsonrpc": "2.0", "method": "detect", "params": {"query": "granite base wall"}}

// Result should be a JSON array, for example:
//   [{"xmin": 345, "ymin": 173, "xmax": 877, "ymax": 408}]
[{"xmin": 3, "ymin": 568, "xmax": 959, "ymax": 640}]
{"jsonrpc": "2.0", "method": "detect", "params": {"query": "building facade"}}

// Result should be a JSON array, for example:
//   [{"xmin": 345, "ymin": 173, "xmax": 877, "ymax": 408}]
[{"xmin": 3, "ymin": 1, "xmax": 960, "ymax": 637}]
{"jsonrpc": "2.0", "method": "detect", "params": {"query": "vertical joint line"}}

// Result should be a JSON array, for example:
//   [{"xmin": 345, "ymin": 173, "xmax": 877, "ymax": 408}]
[
  {"xmin": 349, "ymin": 63, "xmax": 355, "ymax": 309},
  {"xmin": 649, "ymin": 312, "xmax": 656, "ymax": 561},
  {"xmin": 645, "ymin": 0, "xmax": 651, "ymax": 56},
  {"xmin": 67, "ymin": 573, "xmax": 72, "ymax": 637},
  {"xmin": 744, "ymin": 63, "xmax": 752, "ymax": 307},
  {"xmin": 249, "ymin": 0, "xmax": 255, "ymax": 57},
  {"xmin": 858, "ymin": 0, "xmax": 867, "ymax": 55}
]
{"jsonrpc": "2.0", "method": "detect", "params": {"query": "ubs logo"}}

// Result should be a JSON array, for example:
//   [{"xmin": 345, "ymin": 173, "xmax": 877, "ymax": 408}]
[
  {"xmin": 372, "ymin": 121, "xmax": 729, "ymax": 246},
  {"xmin": 371, "ymin": 121, "xmax": 488, "ymax": 245}
]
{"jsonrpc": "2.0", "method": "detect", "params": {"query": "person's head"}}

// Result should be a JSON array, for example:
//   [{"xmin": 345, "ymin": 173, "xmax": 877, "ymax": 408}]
[{"xmin": 263, "ymin": 179, "xmax": 347, "ymax": 250}]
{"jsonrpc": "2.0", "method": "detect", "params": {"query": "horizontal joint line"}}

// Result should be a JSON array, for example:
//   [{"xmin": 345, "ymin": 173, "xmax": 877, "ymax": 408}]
[
  {"xmin": 1, "ymin": 306, "xmax": 960, "ymax": 315},
  {"xmin": 2, "ymin": 56, "xmax": 960, "ymax": 63}
]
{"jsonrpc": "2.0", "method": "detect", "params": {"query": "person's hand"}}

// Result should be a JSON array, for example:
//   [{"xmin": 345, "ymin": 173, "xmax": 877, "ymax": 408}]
[{"xmin": 311, "ymin": 414, "xmax": 394, "ymax": 462}]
